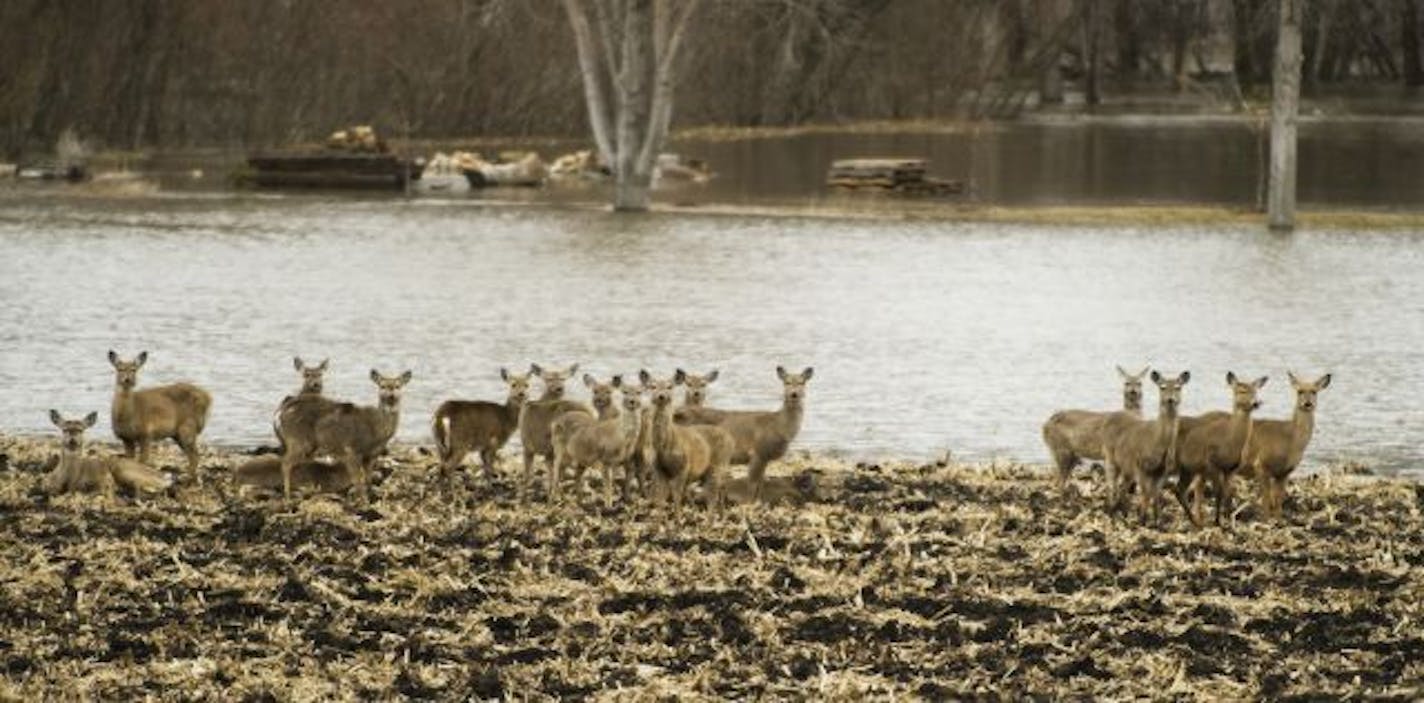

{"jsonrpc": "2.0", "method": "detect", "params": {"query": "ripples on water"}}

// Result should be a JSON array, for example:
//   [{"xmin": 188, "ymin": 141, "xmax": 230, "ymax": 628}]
[{"xmin": 1, "ymin": 194, "xmax": 1421, "ymax": 475}]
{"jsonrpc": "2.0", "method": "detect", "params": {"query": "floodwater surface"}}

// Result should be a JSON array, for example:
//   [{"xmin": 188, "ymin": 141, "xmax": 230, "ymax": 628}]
[{"xmin": 1, "ymin": 193, "xmax": 1420, "ymax": 475}]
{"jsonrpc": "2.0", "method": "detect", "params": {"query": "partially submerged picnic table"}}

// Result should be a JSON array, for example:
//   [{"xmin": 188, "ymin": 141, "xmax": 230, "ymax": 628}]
[{"xmin": 827, "ymin": 157, "xmax": 964, "ymax": 195}]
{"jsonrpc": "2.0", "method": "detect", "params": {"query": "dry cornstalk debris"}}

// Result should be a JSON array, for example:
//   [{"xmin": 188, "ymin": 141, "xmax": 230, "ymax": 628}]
[{"xmin": 0, "ymin": 434, "xmax": 1420, "ymax": 698}]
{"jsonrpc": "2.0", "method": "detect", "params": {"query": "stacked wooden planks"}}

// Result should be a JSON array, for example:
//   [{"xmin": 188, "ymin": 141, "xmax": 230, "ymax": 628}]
[{"xmin": 827, "ymin": 157, "xmax": 963, "ymax": 195}]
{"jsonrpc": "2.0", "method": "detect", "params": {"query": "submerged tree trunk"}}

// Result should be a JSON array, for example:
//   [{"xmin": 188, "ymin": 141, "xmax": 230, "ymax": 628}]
[
  {"xmin": 1268, "ymin": 0, "xmax": 1303, "ymax": 231},
  {"xmin": 1404, "ymin": 0, "xmax": 1424, "ymax": 87},
  {"xmin": 562, "ymin": 0, "xmax": 700, "ymax": 212}
]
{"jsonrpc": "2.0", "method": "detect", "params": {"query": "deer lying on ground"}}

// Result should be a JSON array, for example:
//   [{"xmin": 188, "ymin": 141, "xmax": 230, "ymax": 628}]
[
  {"xmin": 552, "ymin": 378, "xmax": 645, "ymax": 507},
  {"xmin": 431, "ymin": 368, "xmax": 530, "ymax": 491},
  {"xmin": 643, "ymin": 371, "xmax": 729, "ymax": 513},
  {"xmin": 1246, "ymin": 372, "xmax": 1332, "ymax": 519},
  {"xmin": 108, "ymin": 350, "xmax": 212, "ymax": 486},
  {"xmin": 45, "ymin": 410, "xmax": 172, "ymax": 498},
  {"xmin": 1102, "ymin": 370, "xmax": 1190, "ymax": 525},
  {"xmin": 678, "ymin": 369, "xmax": 718, "ymax": 408},
  {"xmin": 279, "ymin": 369, "xmax": 410, "ymax": 502},
  {"xmin": 234, "ymin": 455, "xmax": 352, "ymax": 495},
  {"xmin": 1172, "ymin": 372, "xmax": 1267, "ymax": 527},
  {"xmin": 518, "ymin": 363, "xmax": 591, "ymax": 500},
  {"xmin": 273, "ymin": 357, "xmax": 328, "ymax": 452},
  {"xmin": 673, "ymin": 366, "xmax": 811, "ymax": 502},
  {"xmin": 1041, "ymin": 366, "xmax": 1148, "ymax": 496}
]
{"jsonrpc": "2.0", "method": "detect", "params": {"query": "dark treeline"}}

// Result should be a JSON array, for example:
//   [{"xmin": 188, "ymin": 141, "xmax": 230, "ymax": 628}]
[{"xmin": 2, "ymin": 0, "xmax": 1422, "ymax": 158}]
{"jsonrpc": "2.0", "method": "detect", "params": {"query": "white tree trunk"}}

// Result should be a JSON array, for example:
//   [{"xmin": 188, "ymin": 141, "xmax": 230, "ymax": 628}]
[
  {"xmin": 563, "ymin": 0, "xmax": 701, "ymax": 213},
  {"xmin": 1268, "ymin": 0, "xmax": 1303, "ymax": 231}
]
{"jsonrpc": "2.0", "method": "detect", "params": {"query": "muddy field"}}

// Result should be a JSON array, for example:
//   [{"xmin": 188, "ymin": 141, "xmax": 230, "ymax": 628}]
[{"xmin": 0, "ymin": 435, "xmax": 1421, "ymax": 699}]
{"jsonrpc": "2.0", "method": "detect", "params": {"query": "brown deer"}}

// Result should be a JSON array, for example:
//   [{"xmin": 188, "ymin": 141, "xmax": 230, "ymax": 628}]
[
  {"xmin": 673, "ymin": 366, "xmax": 811, "ymax": 501},
  {"xmin": 45, "ymin": 410, "xmax": 172, "ymax": 498},
  {"xmin": 518, "ymin": 363, "xmax": 591, "ymax": 499},
  {"xmin": 108, "ymin": 350, "xmax": 212, "ymax": 485},
  {"xmin": 1041, "ymin": 365, "xmax": 1148, "ymax": 495},
  {"xmin": 677, "ymin": 368, "xmax": 719, "ymax": 408},
  {"xmin": 1102, "ymin": 370, "xmax": 1190, "ymax": 525},
  {"xmin": 1246, "ymin": 372, "xmax": 1331, "ymax": 519},
  {"xmin": 280, "ymin": 369, "xmax": 410, "ymax": 502},
  {"xmin": 552, "ymin": 378, "xmax": 646, "ymax": 507},
  {"xmin": 641, "ymin": 370, "xmax": 725, "ymax": 513},
  {"xmin": 235, "ymin": 455, "xmax": 352, "ymax": 495},
  {"xmin": 431, "ymin": 368, "xmax": 530, "ymax": 491},
  {"xmin": 273, "ymin": 357, "xmax": 329, "ymax": 452},
  {"xmin": 1172, "ymin": 372, "xmax": 1268, "ymax": 527},
  {"xmin": 548, "ymin": 374, "xmax": 624, "ymax": 498}
]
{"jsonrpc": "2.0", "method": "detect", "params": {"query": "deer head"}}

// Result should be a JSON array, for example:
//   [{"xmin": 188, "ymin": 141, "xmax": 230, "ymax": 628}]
[
  {"xmin": 1116, "ymin": 365, "xmax": 1149, "ymax": 410},
  {"xmin": 50, "ymin": 410, "xmax": 98, "ymax": 452},
  {"xmin": 108, "ymin": 350, "xmax": 148, "ymax": 390},
  {"xmin": 294, "ymin": 357, "xmax": 329, "ymax": 395},
  {"xmin": 583, "ymin": 373, "xmax": 621, "ymax": 415},
  {"xmin": 531, "ymin": 363, "xmax": 579, "ymax": 399},
  {"xmin": 1287, "ymin": 371, "xmax": 1332, "ymax": 414},
  {"xmin": 638, "ymin": 370, "xmax": 679, "ymax": 409},
  {"xmin": 675, "ymin": 368, "xmax": 719, "ymax": 407},
  {"xmin": 370, "ymin": 369, "xmax": 412, "ymax": 409},
  {"xmin": 499, "ymin": 367, "xmax": 531, "ymax": 406},
  {"xmin": 776, "ymin": 366, "xmax": 814, "ymax": 407},
  {"xmin": 1149, "ymin": 370, "xmax": 1190, "ymax": 415},
  {"xmin": 1225, "ymin": 371, "xmax": 1269, "ymax": 412}
]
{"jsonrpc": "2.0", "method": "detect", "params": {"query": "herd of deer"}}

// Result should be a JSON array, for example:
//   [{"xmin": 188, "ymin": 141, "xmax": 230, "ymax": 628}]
[
  {"xmin": 42, "ymin": 352, "xmax": 812, "ymax": 513},
  {"xmin": 1042, "ymin": 366, "xmax": 1332, "ymax": 527},
  {"xmin": 38, "ymin": 351, "xmax": 1332, "ymax": 525}
]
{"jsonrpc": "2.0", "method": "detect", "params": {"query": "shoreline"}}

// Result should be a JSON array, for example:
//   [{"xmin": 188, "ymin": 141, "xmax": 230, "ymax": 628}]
[{"xmin": 0, "ymin": 436, "xmax": 1419, "ymax": 697}]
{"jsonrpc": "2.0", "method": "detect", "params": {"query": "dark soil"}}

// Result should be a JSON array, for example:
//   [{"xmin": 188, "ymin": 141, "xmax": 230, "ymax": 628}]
[{"xmin": 0, "ymin": 437, "xmax": 1420, "ymax": 698}]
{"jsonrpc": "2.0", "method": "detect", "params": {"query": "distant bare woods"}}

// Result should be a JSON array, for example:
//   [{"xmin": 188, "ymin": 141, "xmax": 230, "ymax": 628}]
[{"xmin": 2, "ymin": 0, "xmax": 1421, "ymax": 157}]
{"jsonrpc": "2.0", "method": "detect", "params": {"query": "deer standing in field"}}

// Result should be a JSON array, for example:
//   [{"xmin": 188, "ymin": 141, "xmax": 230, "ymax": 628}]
[
  {"xmin": 431, "ymin": 368, "xmax": 531, "ymax": 492},
  {"xmin": 1102, "ymin": 370, "xmax": 1190, "ymax": 525},
  {"xmin": 547, "ymin": 374, "xmax": 625, "ymax": 501},
  {"xmin": 108, "ymin": 350, "xmax": 212, "ymax": 486},
  {"xmin": 642, "ymin": 371, "xmax": 728, "ymax": 513},
  {"xmin": 1041, "ymin": 366, "xmax": 1148, "ymax": 496},
  {"xmin": 1172, "ymin": 372, "xmax": 1268, "ymax": 527},
  {"xmin": 1246, "ymin": 372, "xmax": 1332, "ymax": 519},
  {"xmin": 673, "ymin": 366, "xmax": 811, "ymax": 502},
  {"xmin": 678, "ymin": 369, "xmax": 719, "ymax": 408},
  {"xmin": 279, "ymin": 369, "xmax": 410, "ymax": 503},
  {"xmin": 552, "ymin": 378, "xmax": 646, "ymax": 507},
  {"xmin": 518, "ymin": 363, "xmax": 591, "ymax": 500},
  {"xmin": 273, "ymin": 357, "xmax": 328, "ymax": 452},
  {"xmin": 46, "ymin": 410, "xmax": 172, "ymax": 498}
]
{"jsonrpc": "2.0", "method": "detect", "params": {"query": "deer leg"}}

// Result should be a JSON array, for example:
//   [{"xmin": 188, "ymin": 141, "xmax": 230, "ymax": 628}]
[
  {"xmin": 672, "ymin": 472, "xmax": 688, "ymax": 516},
  {"xmin": 521, "ymin": 449, "xmax": 535, "ymax": 502},
  {"xmin": 748, "ymin": 455, "xmax": 769, "ymax": 502},
  {"xmin": 601, "ymin": 462, "xmax": 614, "ymax": 509},
  {"xmin": 177, "ymin": 427, "xmax": 202, "ymax": 487},
  {"xmin": 344, "ymin": 449, "xmax": 367, "ymax": 504},
  {"xmin": 121, "ymin": 439, "xmax": 137, "ymax": 459},
  {"xmin": 138, "ymin": 438, "xmax": 152, "ymax": 466},
  {"xmin": 480, "ymin": 448, "xmax": 497, "ymax": 481},
  {"xmin": 280, "ymin": 452, "xmax": 297, "ymax": 505}
]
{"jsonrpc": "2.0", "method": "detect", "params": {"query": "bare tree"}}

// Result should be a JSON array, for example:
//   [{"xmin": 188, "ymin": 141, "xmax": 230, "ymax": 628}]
[
  {"xmin": 1268, "ymin": 0, "xmax": 1303, "ymax": 231},
  {"xmin": 562, "ymin": 0, "xmax": 701, "ymax": 212}
]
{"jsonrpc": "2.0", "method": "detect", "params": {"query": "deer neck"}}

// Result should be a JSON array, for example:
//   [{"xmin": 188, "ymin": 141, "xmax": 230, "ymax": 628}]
[
  {"xmin": 57, "ymin": 446, "xmax": 84, "ymax": 476},
  {"xmin": 651, "ymin": 403, "xmax": 676, "ymax": 453},
  {"xmin": 779, "ymin": 398, "xmax": 805, "ymax": 437},
  {"xmin": 375, "ymin": 400, "xmax": 401, "ymax": 440},
  {"xmin": 618, "ymin": 406, "xmax": 642, "ymax": 446},
  {"xmin": 503, "ymin": 396, "xmax": 523, "ymax": 424},
  {"xmin": 1287, "ymin": 408, "xmax": 1316, "ymax": 468},
  {"xmin": 1154, "ymin": 402, "xmax": 1181, "ymax": 463},
  {"xmin": 1225, "ymin": 402, "xmax": 1255, "ymax": 456},
  {"xmin": 111, "ymin": 385, "xmax": 136, "ymax": 430}
]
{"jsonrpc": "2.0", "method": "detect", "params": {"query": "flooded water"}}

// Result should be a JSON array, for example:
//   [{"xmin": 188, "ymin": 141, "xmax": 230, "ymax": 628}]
[{"xmin": 1, "ymin": 192, "xmax": 1421, "ymax": 475}]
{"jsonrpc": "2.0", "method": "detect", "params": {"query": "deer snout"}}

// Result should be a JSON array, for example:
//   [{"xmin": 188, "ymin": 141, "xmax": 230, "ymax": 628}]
[{"xmin": 63, "ymin": 438, "xmax": 81, "ymax": 451}]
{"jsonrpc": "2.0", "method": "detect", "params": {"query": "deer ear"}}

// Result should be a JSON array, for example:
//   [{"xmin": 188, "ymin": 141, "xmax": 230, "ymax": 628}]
[
  {"xmin": 802, "ymin": 367, "xmax": 814, "ymax": 380},
  {"xmin": 1226, "ymin": 371, "xmax": 1237, "ymax": 385},
  {"xmin": 639, "ymin": 369, "xmax": 652, "ymax": 385},
  {"xmin": 611, "ymin": 375, "xmax": 623, "ymax": 388},
  {"xmin": 776, "ymin": 366, "xmax": 788, "ymax": 381},
  {"xmin": 566, "ymin": 363, "xmax": 579, "ymax": 377},
  {"xmin": 49, "ymin": 409, "xmax": 62, "ymax": 427},
  {"xmin": 107, "ymin": 350, "xmax": 119, "ymax": 366},
  {"xmin": 83, "ymin": 412, "xmax": 98, "ymax": 428},
  {"xmin": 1150, "ymin": 370, "xmax": 1163, "ymax": 383},
  {"xmin": 369, "ymin": 369, "xmax": 381, "ymax": 383},
  {"xmin": 1255, "ymin": 376, "xmax": 1269, "ymax": 389},
  {"xmin": 530, "ymin": 363, "xmax": 543, "ymax": 376},
  {"xmin": 500, "ymin": 367, "xmax": 510, "ymax": 381},
  {"xmin": 705, "ymin": 369, "xmax": 719, "ymax": 383},
  {"xmin": 1178, "ymin": 371, "xmax": 1190, "ymax": 385},
  {"xmin": 1287, "ymin": 370, "xmax": 1302, "ymax": 387},
  {"xmin": 1116, "ymin": 365, "xmax": 1131, "ymax": 379},
  {"xmin": 1135, "ymin": 367, "xmax": 1149, "ymax": 379},
  {"xmin": 136, "ymin": 351, "xmax": 148, "ymax": 366},
  {"xmin": 1316, "ymin": 373, "xmax": 1331, "ymax": 389},
  {"xmin": 674, "ymin": 369, "xmax": 687, "ymax": 383},
  {"xmin": 318, "ymin": 359, "xmax": 329, "ymax": 371},
  {"xmin": 583, "ymin": 374, "xmax": 596, "ymax": 388},
  {"xmin": 399, "ymin": 370, "xmax": 412, "ymax": 385},
  {"xmin": 293, "ymin": 357, "xmax": 304, "ymax": 371}
]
